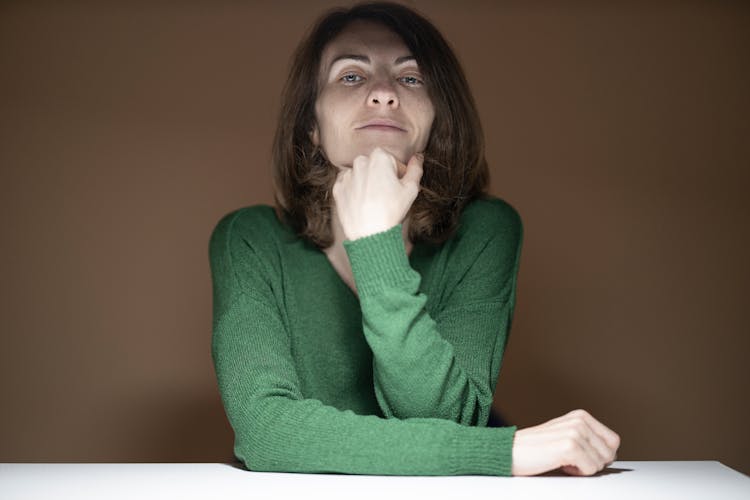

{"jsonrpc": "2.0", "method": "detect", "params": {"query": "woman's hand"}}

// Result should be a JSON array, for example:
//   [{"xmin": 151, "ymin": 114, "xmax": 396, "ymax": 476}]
[
  {"xmin": 332, "ymin": 147, "xmax": 423, "ymax": 241},
  {"xmin": 511, "ymin": 409, "xmax": 621, "ymax": 476}
]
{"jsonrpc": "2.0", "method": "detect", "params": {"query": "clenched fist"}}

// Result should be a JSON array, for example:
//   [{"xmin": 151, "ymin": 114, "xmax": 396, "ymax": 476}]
[
  {"xmin": 512, "ymin": 409, "xmax": 621, "ymax": 476},
  {"xmin": 332, "ymin": 147, "xmax": 423, "ymax": 241}
]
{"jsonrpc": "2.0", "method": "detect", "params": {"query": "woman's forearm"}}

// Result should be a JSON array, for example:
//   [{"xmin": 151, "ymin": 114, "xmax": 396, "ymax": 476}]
[{"xmin": 344, "ymin": 223, "xmax": 519, "ymax": 425}]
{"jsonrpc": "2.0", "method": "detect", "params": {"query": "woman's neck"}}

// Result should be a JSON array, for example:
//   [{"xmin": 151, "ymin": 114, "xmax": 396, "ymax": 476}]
[{"xmin": 323, "ymin": 205, "xmax": 413, "ymax": 296}]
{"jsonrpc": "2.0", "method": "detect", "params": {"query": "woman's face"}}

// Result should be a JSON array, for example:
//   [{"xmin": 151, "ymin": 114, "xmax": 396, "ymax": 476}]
[{"xmin": 312, "ymin": 20, "xmax": 435, "ymax": 167}]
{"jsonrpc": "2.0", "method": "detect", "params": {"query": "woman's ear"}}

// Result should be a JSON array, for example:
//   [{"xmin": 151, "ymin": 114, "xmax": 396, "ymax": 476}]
[{"xmin": 310, "ymin": 124, "xmax": 320, "ymax": 146}]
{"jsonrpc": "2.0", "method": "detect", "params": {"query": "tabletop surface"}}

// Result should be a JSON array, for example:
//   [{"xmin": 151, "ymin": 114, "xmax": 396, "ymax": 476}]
[{"xmin": 1, "ymin": 461, "xmax": 748, "ymax": 500}]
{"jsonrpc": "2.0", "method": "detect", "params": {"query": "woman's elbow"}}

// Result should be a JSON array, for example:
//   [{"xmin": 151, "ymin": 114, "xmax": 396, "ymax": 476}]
[{"xmin": 232, "ymin": 423, "xmax": 295, "ymax": 473}]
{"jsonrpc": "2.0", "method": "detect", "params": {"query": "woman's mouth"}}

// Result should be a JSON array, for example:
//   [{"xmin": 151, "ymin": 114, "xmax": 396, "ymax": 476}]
[{"xmin": 356, "ymin": 119, "xmax": 406, "ymax": 132}]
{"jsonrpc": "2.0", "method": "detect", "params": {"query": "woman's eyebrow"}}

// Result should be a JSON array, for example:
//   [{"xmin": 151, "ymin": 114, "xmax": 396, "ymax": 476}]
[
  {"xmin": 327, "ymin": 54, "xmax": 417, "ymax": 71},
  {"xmin": 329, "ymin": 54, "xmax": 369, "ymax": 69},
  {"xmin": 394, "ymin": 55, "xmax": 416, "ymax": 66}
]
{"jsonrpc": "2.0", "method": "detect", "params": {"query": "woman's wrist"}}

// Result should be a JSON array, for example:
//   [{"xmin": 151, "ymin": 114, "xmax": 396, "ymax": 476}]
[
  {"xmin": 344, "ymin": 222, "xmax": 399, "ymax": 242},
  {"xmin": 343, "ymin": 224, "xmax": 415, "ymax": 295}
]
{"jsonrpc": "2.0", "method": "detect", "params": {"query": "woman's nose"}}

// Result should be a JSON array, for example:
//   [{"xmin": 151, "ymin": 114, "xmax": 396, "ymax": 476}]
[{"xmin": 367, "ymin": 80, "xmax": 399, "ymax": 108}]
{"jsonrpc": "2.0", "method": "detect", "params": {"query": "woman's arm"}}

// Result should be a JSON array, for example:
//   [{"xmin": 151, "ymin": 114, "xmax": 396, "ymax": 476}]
[
  {"xmin": 333, "ymin": 147, "xmax": 521, "ymax": 425},
  {"xmin": 343, "ymin": 207, "xmax": 521, "ymax": 425},
  {"xmin": 209, "ymin": 210, "xmax": 516, "ymax": 475},
  {"xmin": 213, "ymin": 292, "xmax": 516, "ymax": 475},
  {"xmin": 331, "ymin": 149, "xmax": 619, "ymax": 472}
]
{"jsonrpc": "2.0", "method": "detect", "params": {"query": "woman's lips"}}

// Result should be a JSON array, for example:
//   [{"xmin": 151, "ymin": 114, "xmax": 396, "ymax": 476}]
[
  {"xmin": 356, "ymin": 119, "xmax": 406, "ymax": 132},
  {"xmin": 359, "ymin": 125, "xmax": 405, "ymax": 132}
]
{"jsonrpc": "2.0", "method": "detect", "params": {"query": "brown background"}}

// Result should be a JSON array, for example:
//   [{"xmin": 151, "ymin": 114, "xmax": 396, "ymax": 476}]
[{"xmin": 1, "ymin": 0, "xmax": 748, "ymax": 474}]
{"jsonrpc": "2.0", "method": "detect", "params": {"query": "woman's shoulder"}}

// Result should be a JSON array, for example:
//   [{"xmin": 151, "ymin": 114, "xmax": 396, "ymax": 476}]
[
  {"xmin": 212, "ymin": 204, "xmax": 280, "ymax": 233},
  {"xmin": 457, "ymin": 195, "xmax": 523, "ymax": 241},
  {"xmin": 209, "ymin": 204, "xmax": 290, "ymax": 258},
  {"xmin": 430, "ymin": 195, "xmax": 522, "ymax": 273},
  {"xmin": 426, "ymin": 196, "xmax": 522, "ymax": 297}
]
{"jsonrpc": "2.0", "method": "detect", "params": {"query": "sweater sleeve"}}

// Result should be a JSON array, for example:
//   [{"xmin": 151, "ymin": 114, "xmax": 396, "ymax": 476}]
[
  {"xmin": 209, "ymin": 209, "xmax": 516, "ymax": 476},
  {"xmin": 342, "ymin": 204, "xmax": 522, "ymax": 426}
]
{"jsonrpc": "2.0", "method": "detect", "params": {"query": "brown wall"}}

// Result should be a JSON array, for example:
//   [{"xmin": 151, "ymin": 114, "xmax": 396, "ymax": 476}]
[{"xmin": 1, "ymin": 1, "xmax": 748, "ymax": 473}]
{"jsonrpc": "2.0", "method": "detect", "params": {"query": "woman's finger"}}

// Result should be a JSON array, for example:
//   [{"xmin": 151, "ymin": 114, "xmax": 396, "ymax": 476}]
[
  {"xmin": 559, "ymin": 436, "xmax": 602, "ymax": 476},
  {"xmin": 395, "ymin": 159, "xmax": 408, "ymax": 179},
  {"xmin": 578, "ymin": 421, "xmax": 614, "ymax": 467},
  {"xmin": 400, "ymin": 153, "xmax": 424, "ymax": 186},
  {"xmin": 544, "ymin": 411, "xmax": 614, "ymax": 466},
  {"xmin": 580, "ymin": 412, "xmax": 621, "ymax": 453},
  {"xmin": 562, "ymin": 409, "xmax": 620, "ymax": 456}
]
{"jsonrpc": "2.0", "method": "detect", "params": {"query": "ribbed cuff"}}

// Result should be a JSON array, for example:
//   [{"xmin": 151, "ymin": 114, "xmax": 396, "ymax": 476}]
[
  {"xmin": 450, "ymin": 425, "xmax": 516, "ymax": 476},
  {"xmin": 343, "ymin": 224, "xmax": 417, "ymax": 296}
]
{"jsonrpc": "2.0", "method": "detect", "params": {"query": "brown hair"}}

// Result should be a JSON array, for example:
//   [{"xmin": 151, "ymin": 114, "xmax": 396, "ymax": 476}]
[{"xmin": 272, "ymin": 1, "xmax": 489, "ymax": 248}]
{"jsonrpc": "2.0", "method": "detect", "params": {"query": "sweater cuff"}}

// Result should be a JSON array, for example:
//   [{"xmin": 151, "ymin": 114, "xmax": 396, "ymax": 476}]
[
  {"xmin": 451, "ymin": 425, "xmax": 516, "ymax": 476},
  {"xmin": 342, "ymin": 224, "xmax": 417, "ymax": 296}
]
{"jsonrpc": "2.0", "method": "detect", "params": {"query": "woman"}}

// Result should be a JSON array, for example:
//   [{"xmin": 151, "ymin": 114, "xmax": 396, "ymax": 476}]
[{"xmin": 210, "ymin": 2, "xmax": 620, "ymax": 476}]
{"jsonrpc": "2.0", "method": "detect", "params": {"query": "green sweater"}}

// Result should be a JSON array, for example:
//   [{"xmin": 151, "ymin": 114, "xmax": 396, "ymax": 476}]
[{"xmin": 209, "ymin": 195, "xmax": 523, "ymax": 476}]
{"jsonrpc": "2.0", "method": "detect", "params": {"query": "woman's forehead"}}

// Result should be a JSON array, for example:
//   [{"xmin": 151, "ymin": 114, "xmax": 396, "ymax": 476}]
[{"xmin": 320, "ymin": 20, "xmax": 411, "ymax": 67}]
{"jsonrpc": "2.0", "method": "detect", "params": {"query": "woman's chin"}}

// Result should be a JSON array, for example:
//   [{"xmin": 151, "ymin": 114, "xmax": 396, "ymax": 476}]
[
  {"xmin": 328, "ymin": 144, "xmax": 415, "ymax": 169},
  {"xmin": 357, "ymin": 145, "xmax": 413, "ymax": 164}
]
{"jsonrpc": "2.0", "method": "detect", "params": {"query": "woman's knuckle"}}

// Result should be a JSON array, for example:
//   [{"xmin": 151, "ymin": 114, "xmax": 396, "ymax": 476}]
[
  {"xmin": 612, "ymin": 433, "xmax": 621, "ymax": 448},
  {"xmin": 570, "ymin": 409, "xmax": 588, "ymax": 419},
  {"xmin": 567, "ymin": 428, "xmax": 582, "ymax": 441},
  {"xmin": 562, "ymin": 436, "xmax": 580, "ymax": 454},
  {"xmin": 573, "ymin": 417, "xmax": 587, "ymax": 429}
]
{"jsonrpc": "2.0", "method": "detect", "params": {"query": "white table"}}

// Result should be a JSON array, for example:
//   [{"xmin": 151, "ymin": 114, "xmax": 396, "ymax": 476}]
[{"xmin": 1, "ymin": 461, "xmax": 748, "ymax": 499}]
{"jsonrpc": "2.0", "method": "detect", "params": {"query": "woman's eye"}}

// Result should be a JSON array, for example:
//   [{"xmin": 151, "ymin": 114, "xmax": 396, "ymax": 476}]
[
  {"xmin": 340, "ymin": 73, "xmax": 364, "ymax": 84},
  {"xmin": 399, "ymin": 75, "xmax": 423, "ymax": 86}
]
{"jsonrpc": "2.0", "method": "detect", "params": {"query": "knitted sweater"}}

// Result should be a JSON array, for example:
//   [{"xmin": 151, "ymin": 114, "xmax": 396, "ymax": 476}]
[{"xmin": 209, "ymin": 195, "xmax": 523, "ymax": 476}]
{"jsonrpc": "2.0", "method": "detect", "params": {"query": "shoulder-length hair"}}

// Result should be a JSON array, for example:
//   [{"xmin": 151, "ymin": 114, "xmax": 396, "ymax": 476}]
[{"xmin": 272, "ymin": 1, "xmax": 489, "ymax": 248}]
